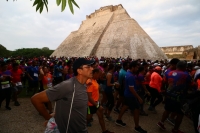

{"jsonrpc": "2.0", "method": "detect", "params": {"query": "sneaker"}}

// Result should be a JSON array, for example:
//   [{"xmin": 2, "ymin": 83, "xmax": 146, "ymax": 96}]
[
  {"xmin": 157, "ymin": 121, "xmax": 166, "ymax": 130},
  {"xmin": 167, "ymin": 117, "xmax": 175, "ymax": 126},
  {"xmin": 140, "ymin": 111, "xmax": 148, "ymax": 116},
  {"xmin": 14, "ymin": 101, "xmax": 20, "ymax": 106},
  {"xmin": 148, "ymin": 106, "xmax": 157, "ymax": 114},
  {"xmin": 102, "ymin": 130, "xmax": 114, "ymax": 133},
  {"xmin": 114, "ymin": 108, "xmax": 120, "ymax": 114},
  {"xmin": 134, "ymin": 126, "xmax": 147, "ymax": 133},
  {"xmin": 171, "ymin": 129, "xmax": 184, "ymax": 133},
  {"xmin": 105, "ymin": 116, "xmax": 114, "ymax": 122},
  {"xmin": 148, "ymin": 106, "xmax": 154, "ymax": 111},
  {"xmin": 152, "ymin": 108, "xmax": 157, "ymax": 114},
  {"xmin": 87, "ymin": 122, "xmax": 92, "ymax": 127},
  {"xmin": 5, "ymin": 106, "xmax": 11, "ymax": 110},
  {"xmin": 90, "ymin": 117, "xmax": 94, "ymax": 122},
  {"xmin": 115, "ymin": 120, "xmax": 126, "ymax": 127}
]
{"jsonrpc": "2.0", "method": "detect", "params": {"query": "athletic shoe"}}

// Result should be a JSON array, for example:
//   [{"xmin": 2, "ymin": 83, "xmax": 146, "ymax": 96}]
[
  {"xmin": 171, "ymin": 129, "xmax": 184, "ymax": 133},
  {"xmin": 148, "ymin": 106, "xmax": 157, "ymax": 114},
  {"xmin": 148, "ymin": 106, "xmax": 154, "ymax": 111},
  {"xmin": 102, "ymin": 130, "xmax": 114, "ymax": 133},
  {"xmin": 167, "ymin": 117, "xmax": 175, "ymax": 126},
  {"xmin": 14, "ymin": 101, "xmax": 20, "ymax": 106},
  {"xmin": 105, "ymin": 116, "xmax": 114, "ymax": 122},
  {"xmin": 134, "ymin": 126, "xmax": 147, "ymax": 133},
  {"xmin": 114, "ymin": 108, "xmax": 120, "ymax": 114},
  {"xmin": 90, "ymin": 117, "xmax": 94, "ymax": 122},
  {"xmin": 5, "ymin": 106, "xmax": 11, "ymax": 110},
  {"xmin": 140, "ymin": 111, "xmax": 148, "ymax": 116},
  {"xmin": 115, "ymin": 120, "xmax": 126, "ymax": 127},
  {"xmin": 87, "ymin": 122, "xmax": 92, "ymax": 127},
  {"xmin": 157, "ymin": 121, "xmax": 166, "ymax": 130}
]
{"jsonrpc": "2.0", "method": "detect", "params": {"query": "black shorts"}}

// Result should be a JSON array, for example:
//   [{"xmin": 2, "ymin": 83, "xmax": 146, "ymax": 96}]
[
  {"xmin": 124, "ymin": 96, "xmax": 140, "ymax": 111},
  {"xmin": 165, "ymin": 98, "xmax": 183, "ymax": 115},
  {"xmin": 119, "ymin": 88, "xmax": 125, "ymax": 97},
  {"xmin": 87, "ymin": 106, "xmax": 98, "ymax": 114},
  {"xmin": 29, "ymin": 81, "xmax": 39, "ymax": 88},
  {"xmin": 53, "ymin": 77, "xmax": 63, "ymax": 85},
  {"xmin": 114, "ymin": 87, "xmax": 120, "ymax": 92}
]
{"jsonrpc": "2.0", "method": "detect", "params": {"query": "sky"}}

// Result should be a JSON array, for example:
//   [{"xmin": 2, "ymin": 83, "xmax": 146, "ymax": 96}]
[{"xmin": 0, "ymin": 0, "xmax": 200, "ymax": 51}]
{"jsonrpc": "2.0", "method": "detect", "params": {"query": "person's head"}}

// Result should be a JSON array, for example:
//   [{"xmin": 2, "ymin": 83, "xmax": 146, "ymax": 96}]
[
  {"xmin": 68, "ymin": 67, "xmax": 73, "ymax": 74},
  {"xmin": 92, "ymin": 61, "xmax": 99, "ymax": 69},
  {"xmin": 169, "ymin": 58, "xmax": 180, "ymax": 70},
  {"xmin": 107, "ymin": 63, "xmax": 115, "ymax": 72},
  {"xmin": 129, "ymin": 61, "xmax": 139, "ymax": 73},
  {"xmin": 122, "ymin": 61, "xmax": 129, "ymax": 71},
  {"xmin": 176, "ymin": 61, "xmax": 187, "ymax": 71},
  {"xmin": 58, "ymin": 61, "xmax": 62, "ymax": 66},
  {"xmin": 154, "ymin": 66, "xmax": 162, "ymax": 74},
  {"xmin": 0, "ymin": 62, "xmax": 7, "ymax": 71},
  {"xmin": 12, "ymin": 62, "xmax": 19, "ymax": 71},
  {"xmin": 142, "ymin": 62, "xmax": 148, "ymax": 70},
  {"xmin": 20, "ymin": 60, "xmax": 25, "ymax": 66},
  {"xmin": 115, "ymin": 65, "xmax": 121, "ymax": 72},
  {"xmin": 92, "ymin": 68, "xmax": 100, "ymax": 80},
  {"xmin": 32, "ymin": 60, "xmax": 37, "ymax": 66},
  {"xmin": 138, "ymin": 66, "xmax": 145, "ymax": 75},
  {"xmin": 73, "ymin": 58, "xmax": 94, "ymax": 78},
  {"xmin": 42, "ymin": 66, "xmax": 49, "ymax": 74}
]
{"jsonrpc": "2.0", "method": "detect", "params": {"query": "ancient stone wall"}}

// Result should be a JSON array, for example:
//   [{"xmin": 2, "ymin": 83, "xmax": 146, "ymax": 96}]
[{"xmin": 160, "ymin": 45, "xmax": 193, "ymax": 55}]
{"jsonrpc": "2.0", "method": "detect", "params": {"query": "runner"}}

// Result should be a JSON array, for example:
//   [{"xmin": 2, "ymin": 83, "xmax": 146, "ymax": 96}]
[
  {"xmin": 157, "ymin": 61, "xmax": 191, "ymax": 133},
  {"xmin": 31, "ymin": 58, "xmax": 94, "ymax": 133},
  {"xmin": 148, "ymin": 66, "xmax": 163, "ymax": 113},
  {"xmin": 115, "ymin": 61, "xmax": 147, "ymax": 133},
  {"xmin": 0, "ymin": 62, "xmax": 12, "ymax": 110},
  {"xmin": 11, "ymin": 62, "xmax": 23, "ymax": 106},
  {"xmin": 104, "ymin": 63, "xmax": 118, "ymax": 122},
  {"xmin": 86, "ymin": 68, "xmax": 114, "ymax": 133}
]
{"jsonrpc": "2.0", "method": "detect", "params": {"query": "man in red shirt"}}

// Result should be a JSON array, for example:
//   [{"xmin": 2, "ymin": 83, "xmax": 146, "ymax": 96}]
[{"xmin": 11, "ymin": 62, "xmax": 23, "ymax": 106}]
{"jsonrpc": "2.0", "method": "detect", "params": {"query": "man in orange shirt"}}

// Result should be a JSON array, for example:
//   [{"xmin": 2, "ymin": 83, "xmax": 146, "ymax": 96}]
[
  {"xmin": 87, "ymin": 68, "xmax": 114, "ymax": 133},
  {"xmin": 11, "ymin": 62, "xmax": 23, "ymax": 106},
  {"xmin": 148, "ymin": 66, "xmax": 163, "ymax": 113}
]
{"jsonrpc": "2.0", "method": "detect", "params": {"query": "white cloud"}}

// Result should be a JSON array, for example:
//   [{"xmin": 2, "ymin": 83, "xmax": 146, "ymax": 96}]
[{"xmin": 0, "ymin": 0, "xmax": 199, "ymax": 51}]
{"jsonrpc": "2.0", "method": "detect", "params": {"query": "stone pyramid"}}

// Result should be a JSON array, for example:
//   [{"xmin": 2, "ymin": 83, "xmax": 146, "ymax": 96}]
[{"xmin": 51, "ymin": 4, "xmax": 167, "ymax": 60}]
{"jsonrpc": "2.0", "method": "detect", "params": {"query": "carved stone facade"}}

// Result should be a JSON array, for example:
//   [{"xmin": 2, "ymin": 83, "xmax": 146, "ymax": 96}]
[
  {"xmin": 160, "ymin": 45, "xmax": 193, "ymax": 55},
  {"xmin": 51, "ymin": 4, "xmax": 167, "ymax": 60},
  {"xmin": 161, "ymin": 45, "xmax": 197, "ymax": 60}
]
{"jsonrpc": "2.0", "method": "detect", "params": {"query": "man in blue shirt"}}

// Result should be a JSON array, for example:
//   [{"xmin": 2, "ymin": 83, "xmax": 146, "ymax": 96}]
[
  {"xmin": 114, "ymin": 61, "xmax": 129, "ymax": 113},
  {"xmin": 115, "ymin": 61, "xmax": 147, "ymax": 133},
  {"xmin": 27, "ymin": 60, "xmax": 39, "ymax": 95},
  {"xmin": 53, "ymin": 61, "xmax": 63, "ymax": 85}
]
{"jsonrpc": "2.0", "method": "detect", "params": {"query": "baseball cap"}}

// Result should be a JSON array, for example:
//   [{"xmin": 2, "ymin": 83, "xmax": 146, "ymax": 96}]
[
  {"xmin": 154, "ymin": 66, "xmax": 162, "ymax": 71},
  {"xmin": 73, "ymin": 58, "xmax": 94, "ymax": 73},
  {"xmin": 194, "ymin": 66, "xmax": 200, "ymax": 70}
]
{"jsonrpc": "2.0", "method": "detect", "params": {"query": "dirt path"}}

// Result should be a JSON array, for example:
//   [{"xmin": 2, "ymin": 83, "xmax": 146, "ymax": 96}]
[{"xmin": 0, "ymin": 98, "xmax": 195, "ymax": 133}]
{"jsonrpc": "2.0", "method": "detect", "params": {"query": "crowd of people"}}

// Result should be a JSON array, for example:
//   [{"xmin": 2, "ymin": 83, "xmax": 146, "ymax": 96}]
[{"xmin": 0, "ymin": 56, "xmax": 200, "ymax": 133}]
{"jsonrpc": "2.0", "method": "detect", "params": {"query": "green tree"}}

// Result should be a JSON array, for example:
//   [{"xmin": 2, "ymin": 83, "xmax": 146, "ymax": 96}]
[
  {"xmin": 42, "ymin": 47, "xmax": 50, "ymax": 50},
  {"xmin": 11, "ymin": 48, "xmax": 54, "ymax": 58},
  {"xmin": 0, "ymin": 44, "xmax": 11, "ymax": 57}
]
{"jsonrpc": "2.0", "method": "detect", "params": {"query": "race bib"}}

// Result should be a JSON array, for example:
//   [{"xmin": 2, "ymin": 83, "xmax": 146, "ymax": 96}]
[
  {"xmin": 2, "ymin": 84, "xmax": 10, "ymax": 89},
  {"xmin": 59, "ymin": 73, "xmax": 62, "ymax": 77},
  {"xmin": 34, "ymin": 73, "xmax": 38, "ymax": 77},
  {"xmin": 47, "ymin": 83, "xmax": 52, "ymax": 88},
  {"xmin": 16, "ymin": 82, "xmax": 22, "ymax": 86}
]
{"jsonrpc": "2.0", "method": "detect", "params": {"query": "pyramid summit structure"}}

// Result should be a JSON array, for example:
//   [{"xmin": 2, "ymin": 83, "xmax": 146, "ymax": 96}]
[{"xmin": 51, "ymin": 4, "xmax": 167, "ymax": 60}]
